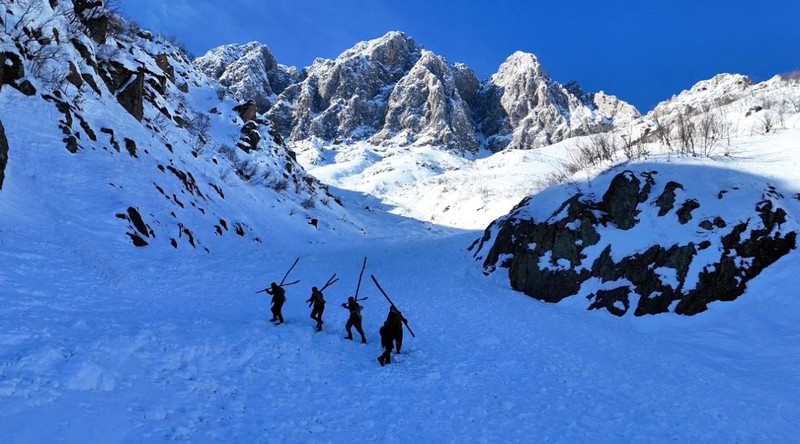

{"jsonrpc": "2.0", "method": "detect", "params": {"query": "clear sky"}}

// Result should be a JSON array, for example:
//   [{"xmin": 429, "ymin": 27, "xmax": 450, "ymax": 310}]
[{"xmin": 116, "ymin": 0, "xmax": 799, "ymax": 112}]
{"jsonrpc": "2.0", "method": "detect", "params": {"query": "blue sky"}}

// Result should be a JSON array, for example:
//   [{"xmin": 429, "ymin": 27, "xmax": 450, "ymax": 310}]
[{"xmin": 117, "ymin": 0, "xmax": 799, "ymax": 112}]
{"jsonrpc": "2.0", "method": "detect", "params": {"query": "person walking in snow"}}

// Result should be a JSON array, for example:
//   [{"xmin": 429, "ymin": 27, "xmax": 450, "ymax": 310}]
[
  {"xmin": 265, "ymin": 282, "xmax": 286, "ymax": 324},
  {"xmin": 377, "ymin": 321, "xmax": 394, "ymax": 366},
  {"xmin": 341, "ymin": 296, "xmax": 366, "ymax": 343},
  {"xmin": 384, "ymin": 305, "xmax": 407, "ymax": 354},
  {"xmin": 306, "ymin": 286, "xmax": 326, "ymax": 331}
]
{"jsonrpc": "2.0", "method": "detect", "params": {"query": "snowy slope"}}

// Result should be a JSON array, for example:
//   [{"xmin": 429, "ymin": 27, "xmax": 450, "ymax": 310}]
[{"xmin": 4, "ymin": 97, "xmax": 800, "ymax": 442}]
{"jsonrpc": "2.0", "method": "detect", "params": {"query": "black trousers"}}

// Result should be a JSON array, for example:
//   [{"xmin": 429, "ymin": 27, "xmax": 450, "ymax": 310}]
[
  {"xmin": 345, "ymin": 316, "xmax": 366, "ymax": 342},
  {"xmin": 271, "ymin": 302, "xmax": 284, "ymax": 323}
]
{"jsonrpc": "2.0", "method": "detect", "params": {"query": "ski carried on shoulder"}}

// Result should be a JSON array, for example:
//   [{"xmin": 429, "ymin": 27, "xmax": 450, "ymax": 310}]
[{"xmin": 371, "ymin": 274, "xmax": 415, "ymax": 337}]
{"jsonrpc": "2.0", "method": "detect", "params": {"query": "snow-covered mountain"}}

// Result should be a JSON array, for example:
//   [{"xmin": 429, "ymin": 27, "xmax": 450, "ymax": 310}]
[{"xmin": 199, "ymin": 31, "xmax": 639, "ymax": 153}]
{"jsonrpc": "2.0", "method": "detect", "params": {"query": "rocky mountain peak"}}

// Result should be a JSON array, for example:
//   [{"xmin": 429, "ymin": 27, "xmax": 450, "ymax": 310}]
[
  {"xmin": 493, "ymin": 51, "xmax": 548, "ymax": 82},
  {"xmin": 338, "ymin": 31, "xmax": 419, "ymax": 73},
  {"xmin": 195, "ymin": 42, "xmax": 296, "ymax": 112},
  {"xmin": 371, "ymin": 49, "xmax": 479, "ymax": 151}
]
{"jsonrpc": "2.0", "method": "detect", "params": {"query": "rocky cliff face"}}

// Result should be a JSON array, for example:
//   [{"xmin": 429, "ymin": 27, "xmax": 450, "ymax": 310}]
[
  {"xmin": 476, "ymin": 52, "xmax": 639, "ymax": 152},
  {"xmin": 372, "ymin": 50, "xmax": 478, "ymax": 152},
  {"xmin": 267, "ymin": 31, "xmax": 421, "ymax": 144},
  {"xmin": 195, "ymin": 42, "xmax": 297, "ymax": 113},
  {"xmin": 470, "ymin": 167, "xmax": 797, "ymax": 316},
  {"xmin": 199, "ymin": 32, "xmax": 639, "ymax": 153}
]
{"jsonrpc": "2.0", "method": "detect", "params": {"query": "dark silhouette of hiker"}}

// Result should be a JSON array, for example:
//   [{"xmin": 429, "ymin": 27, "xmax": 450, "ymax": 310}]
[
  {"xmin": 306, "ymin": 286, "xmax": 326, "ymax": 331},
  {"xmin": 385, "ymin": 305, "xmax": 407, "ymax": 353},
  {"xmin": 377, "ymin": 322, "xmax": 393, "ymax": 366},
  {"xmin": 341, "ymin": 296, "xmax": 366, "ymax": 343},
  {"xmin": 265, "ymin": 282, "xmax": 286, "ymax": 324}
]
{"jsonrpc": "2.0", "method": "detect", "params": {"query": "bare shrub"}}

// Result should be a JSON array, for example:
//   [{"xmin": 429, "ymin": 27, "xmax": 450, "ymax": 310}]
[
  {"xmin": 652, "ymin": 115, "xmax": 673, "ymax": 151},
  {"xmin": 674, "ymin": 114, "xmax": 695, "ymax": 155},
  {"xmin": 270, "ymin": 179, "xmax": 289, "ymax": 192},
  {"xmin": 696, "ymin": 112, "xmax": 728, "ymax": 157},
  {"xmin": 575, "ymin": 132, "xmax": 616, "ymax": 166},
  {"xmin": 788, "ymin": 95, "xmax": 800, "ymax": 113},
  {"xmin": 300, "ymin": 197, "xmax": 316, "ymax": 210},
  {"xmin": 186, "ymin": 113, "xmax": 211, "ymax": 150},
  {"xmin": 217, "ymin": 144, "xmax": 237, "ymax": 163},
  {"xmin": 759, "ymin": 112, "xmax": 775, "ymax": 133}
]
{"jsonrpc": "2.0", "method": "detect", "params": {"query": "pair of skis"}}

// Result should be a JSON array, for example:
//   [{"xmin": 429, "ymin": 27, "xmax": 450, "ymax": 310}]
[
  {"xmin": 354, "ymin": 257, "xmax": 415, "ymax": 338},
  {"xmin": 256, "ymin": 257, "xmax": 301, "ymax": 294}
]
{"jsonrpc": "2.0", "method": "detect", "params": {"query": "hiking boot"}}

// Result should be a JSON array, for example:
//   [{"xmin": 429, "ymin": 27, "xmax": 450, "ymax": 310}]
[
  {"xmin": 361, "ymin": 338, "xmax": 367, "ymax": 344},
  {"xmin": 377, "ymin": 356, "xmax": 385, "ymax": 366},
  {"xmin": 344, "ymin": 336, "xmax": 353, "ymax": 340}
]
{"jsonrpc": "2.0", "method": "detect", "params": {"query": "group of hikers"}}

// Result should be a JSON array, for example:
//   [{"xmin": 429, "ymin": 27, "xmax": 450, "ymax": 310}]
[{"xmin": 259, "ymin": 258, "xmax": 413, "ymax": 367}]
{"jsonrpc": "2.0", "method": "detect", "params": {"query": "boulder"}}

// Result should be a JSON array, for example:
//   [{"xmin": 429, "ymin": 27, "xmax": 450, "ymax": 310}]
[{"xmin": 233, "ymin": 100, "xmax": 257, "ymax": 122}]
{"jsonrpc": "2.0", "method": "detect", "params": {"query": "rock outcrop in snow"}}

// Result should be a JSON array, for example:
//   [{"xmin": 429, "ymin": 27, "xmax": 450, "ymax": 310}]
[{"xmin": 471, "ymin": 167, "xmax": 798, "ymax": 316}]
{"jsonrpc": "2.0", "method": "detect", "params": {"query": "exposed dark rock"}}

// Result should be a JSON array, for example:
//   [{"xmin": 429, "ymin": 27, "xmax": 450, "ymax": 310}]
[
  {"xmin": 81, "ymin": 73, "xmax": 101, "ymax": 95},
  {"xmin": 166, "ymin": 165, "xmax": 205, "ymax": 198},
  {"xmin": 77, "ymin": 115, "xmax": 96, "ymax": 141},
  {"xmin": 127, "ymin": 233, "xmax": 149, "ymax": 247},
  {"xmin": 0, "ymin": 51, "xmax": 25, "ymax": 91},
  {"xmin": 0, "ymin": 120, "xmax": 8, "ymax": 190},
  {"xmin": 587, "ymin": 287, "xmax": 631, "ymax": 316},
  {"xmin": 154, "ymin": 54, "xmax": 175, "ymax": 83},
  {"xmin": 64, "ymin": 135, "xmax": 79, "ymax": 153},
  {"xmin": 233, "ymin": 100, "xmax": 257, "ymax": 122},
  {"xmin": 100, "ymin": 127, "xmax": 120, "ymax": 152},
  {"xmin": 676, "ymin": 199, "xmax": 700, "ymax": 224},
  {"xmin": 124, "ymin": 138, "xmax": 137, "ymax": 157},
  {"xmin": 601, "ymin": 170, "xmax": 640, "ymax": 230},
  {"xmin": 15, "ymin": 79, "xmax": 35, "ymax": 96},
  {"xmin": 654, "ymin": 181, "xmax": 684, "ymax": 216},
  {"xmin": 179, "ymin": 224, "xmax": 196, "ymax": 247},
  {"xmin": 126, "ymin": 207, "xmax": 150, "ymax": 238},
  {"xmin": 117, "ymin": 71, "xmax": 144, "ymax": 121},
  {"xmin": 67, "ymin": 62, "xmax": 84, "ymax": 89}
]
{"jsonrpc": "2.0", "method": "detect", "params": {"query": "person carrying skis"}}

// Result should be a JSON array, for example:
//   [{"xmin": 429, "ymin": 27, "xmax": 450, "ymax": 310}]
[
  {"xmin": 341, "ymin": 296, "xmax": 366, "ymax": 343},
  {"xmin": 265, "ymin": 282, "xmax": 286, "ymax": 324},
  {"xmin": 306, "ymin": 286, "xmax": 326, "ymax": 331},
  {"xmin": 377, "ymin": 321, "xmax": 394, "ymax": 366},
  {"xmin": 385, "ymin": 305, "xmax": 407, "ymax": 353}
]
